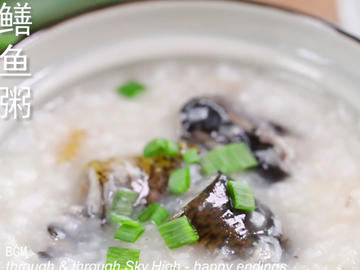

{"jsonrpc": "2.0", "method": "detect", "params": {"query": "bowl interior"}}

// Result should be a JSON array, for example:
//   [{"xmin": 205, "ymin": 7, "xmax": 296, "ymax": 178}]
[{"xmin": 0, "ymin": 0, "xmax": 360, "ymax": 136}]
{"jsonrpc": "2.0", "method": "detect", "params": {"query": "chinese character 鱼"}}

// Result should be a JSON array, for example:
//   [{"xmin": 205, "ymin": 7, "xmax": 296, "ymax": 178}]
[
  {"xmin": 0, "ymin": 86, "xmax": 31, "ymax": 120},
  {"xmin": 0, "ymin": 2, "xmax": 31, "ymax": 36},
  {"xmin": 0, "ymin": 44, "xmax": 31, "ymax": 77}
]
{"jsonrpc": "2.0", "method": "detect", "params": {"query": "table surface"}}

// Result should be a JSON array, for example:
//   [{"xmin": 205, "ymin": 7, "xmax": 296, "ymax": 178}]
[{"xmin": 251, "ymin": 0, "xmax": 337, "ymax": 23}]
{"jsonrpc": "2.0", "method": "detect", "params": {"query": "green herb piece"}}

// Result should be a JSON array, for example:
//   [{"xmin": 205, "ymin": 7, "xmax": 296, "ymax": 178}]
[
  {"xmin": 163, "ymin": 140, "xmax": 179, "ymax": 156},
  {"xmin": 117, "ymin": 80, "xmax": 145, "ymax": 98},
  {"xmin": 158, "ymin": 216, "xmax": 199, "ymax": 249},
  {"xmin": 226, "ymin": 180, "xmax": 255, "ymax": 211},
  {"xmin": 106, "ymin": 247, "xmax": 140, "ymax": 269},
  {"xmin": 136, "ymin": 202, "xmax": 169, "ymax": 225},
  {"xmin": 201, "ymin": 142, "xmax": 257, "ymax": 174},
  {"xmin": 109, "ymin": 189, "xmax": 137, "ymax": 217},
  {"xmin": 137, "ymin": 202, "xmax": 159, "ymax": 222},
  {"xmin": 110, "ymin": 214, "xmax": 141, "ymax": 227},
  {"xmin": 143, "ymin": 139, "xmax": 165, "ymax": 157},
  {"xmin": 200, "ymin": 155, "xmax": 218, "ymax": 175},
  {"xmin": 143, "ymin": 138, "xmax": 179, "ymax": 157},
  {"xmin": 182, "ymin": 148, "xmax": 200, "ymax": 164},
  {"xmin": 114, "ymin": 224, "xmax": 145, "ymax": 243},
  {"xmin": 168, "ymin": 167, "xmax": 190, "ymax": 194},
  {"xmin": 151, "ymin": 205, "xmax": 169, "ymax": 225}
]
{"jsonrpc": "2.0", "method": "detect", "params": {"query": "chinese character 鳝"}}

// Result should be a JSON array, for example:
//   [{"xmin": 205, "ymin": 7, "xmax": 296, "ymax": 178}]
[{"xmin": 0, "ymin": 2, "xmax": 31, "ymax": 36}]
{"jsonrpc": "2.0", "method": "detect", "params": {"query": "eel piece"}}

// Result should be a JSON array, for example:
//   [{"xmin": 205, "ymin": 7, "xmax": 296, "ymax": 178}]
[
  {"xmin": 180, "ymin": 97, "xmax": 290, "ymax": 182},
  {"xmin": 84, "ymin": 153, "xmax": 182, "ymax": 220},
  {"xmin": 183, "ymin": 173, "xmax": 283, "ymax": 262},
  {"xmin": 39, "ymin": 154, "xmax": 183, "ymax": 259}
]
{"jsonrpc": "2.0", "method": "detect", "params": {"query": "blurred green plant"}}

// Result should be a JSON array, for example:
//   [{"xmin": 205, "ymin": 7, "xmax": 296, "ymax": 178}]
[
  {"xmin": 0, "ymin": 0, "xmax": 124, "ymax": 52},
  {"xmin": 0, "ymin": 33, "xmax": 18, "ymax": 52}
]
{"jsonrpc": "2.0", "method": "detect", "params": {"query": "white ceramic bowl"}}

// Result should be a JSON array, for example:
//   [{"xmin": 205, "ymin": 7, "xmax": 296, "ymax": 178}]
[{"xmin": 0, "ymin": 0, "xmax": 360, "ymax": 135}]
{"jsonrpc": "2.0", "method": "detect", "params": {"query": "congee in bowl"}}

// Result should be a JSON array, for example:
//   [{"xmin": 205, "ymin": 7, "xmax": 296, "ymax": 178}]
[
  {"xmin": 1, "ymin": 60, "xmax": 360, "ymax": 269},
  {"xmin": 1, "ymin": 1, "xmax": 360, "ymax": 270}
]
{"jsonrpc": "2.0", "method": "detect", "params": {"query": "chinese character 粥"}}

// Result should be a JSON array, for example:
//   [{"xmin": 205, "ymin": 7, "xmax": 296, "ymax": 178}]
[
  {"xmin": 0, "ymin": 86, "xmax": 31, "ymax": 119},
  {"xmin": 0, "ymin": 44, "xmax": 31, "ymax": 77},
  {"xmin": 0, "ymin": 2, "xmax": 31, "ymax": 36}
]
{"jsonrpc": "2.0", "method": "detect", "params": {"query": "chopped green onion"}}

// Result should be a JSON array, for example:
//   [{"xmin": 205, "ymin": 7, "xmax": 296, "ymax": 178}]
[
  {"xmin": 109, "ymin": 189, "xmax": 137, "ymax": 217},
  {"xmin": 158, "ymin": 216, "xmax": 199, "ymax": 249},
  {"xmin": 201, "ymin": 142, "xmax": 257, "ymax": 174},
  {"xmin": 143, "ymin": 138, "xmax": 179, "ymax": 157},
  {"xmin": 143, "ymin": 139, "xmax": 165, "ymax": 157},
  {"xmin": 168, "ymin": 167, "xmax": 190, "ymax": 194},
  {"xmin": 136, "ymin": 202, "xmax": 169, "ymax": 225},
  {"xmin": 114, "ymin": 224, "xmax": 145, "ymax": 243},
  {"xmin": 110, "ymin": 213, "xmax": 141, "ymax": 227},
  {"xmin": 226, "ymin": 180, "xmax": 255, "ymax": 211},
  {"xmin": 137, "ymin": 202, "xmax": 159, "ymax": 222},
  {"xmin": 151, "ymin": 205, "xmax": 169, "ymax": 225},
  {"xmin": 163, "ymin": 140, "xmax": 179, "ymax": 156},
  {"xmin": 117, "ymin": 80, "xmax": 145, "ymax": 98},
  {"xmin": 182, "ymin": 148, "xmax": 200, "ymax": 164},
  {"xmin": 200, "ymin": 155, "xmax": 218, "ymax": 174},
  {"xmin": 106, "ymin": 247, "xmax": 140, "ymax": 269}
]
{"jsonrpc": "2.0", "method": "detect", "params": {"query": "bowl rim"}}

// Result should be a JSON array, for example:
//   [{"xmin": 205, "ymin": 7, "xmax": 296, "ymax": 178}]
[{"xmin": 13, "ymin": 0, "xmax": 360, "ymax": 50}]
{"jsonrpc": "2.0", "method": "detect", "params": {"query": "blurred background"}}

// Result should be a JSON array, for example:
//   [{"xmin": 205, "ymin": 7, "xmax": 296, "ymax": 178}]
[{"xmin": 1, "ymin": 0, "xmax": 360, "ymax": 53}]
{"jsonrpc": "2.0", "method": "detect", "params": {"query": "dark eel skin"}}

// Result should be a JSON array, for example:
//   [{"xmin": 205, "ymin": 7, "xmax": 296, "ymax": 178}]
[
  {"xmin": 181, "ymin": 97, "xmax": 289, "ymax": 182},
  {"xmin": 183, "ymin": 173, "xmax": 283, "ymax": 260}
]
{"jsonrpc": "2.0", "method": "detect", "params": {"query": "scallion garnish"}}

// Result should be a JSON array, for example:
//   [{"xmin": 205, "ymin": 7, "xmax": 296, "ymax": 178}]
[
  {"xmin": 117, "ymin": 80, "xmax": 145, "ymax": 98},
  {"xmin": 164, "ymin": 140, "xmax": 179, "ymax": 157},
  {"xmin": 226, "ymin": 180, "xmax": 255, "ymax": 211},
  {"xmin": 168, "ymin": 167, "xmax": 190, "ymax": 194},
  {"xmin": 109, "ymin": 189, "xmax": 137, "ymax": 218},
  {"xmin": 114, "ymin": 224, "xmax": 145, "ymax": 243},
  {"xmin": 110, "ymin": 213, "xmax": 141, "ymax": 227},
  {"xmin": 137, "ymin": 202, "xmax": 159, "ymax": 222},
  {"xmin": 106, "ymin": 247, "xmax": 140, "ymax": 268},
  {"xmin": 143, "ymin": 138, "xmax": 179, "ymax": 157},
  {"xmin": 158, "ymin": 216, "xmax": 199, "ymax": 249},
  {"xmin": 182, "ymin": 148, "xmax": 200, "ymax": 164},
  {"xmin": 136, "ymin": 202, "xmax": 169, "ymax": 225},
  {"xmin": 151, "ymin": 205, "xmax": 169, "ymax": 225},
  {"xmin": 201, "ymin": 142, "xmax": 257, "ymax": 174}
]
